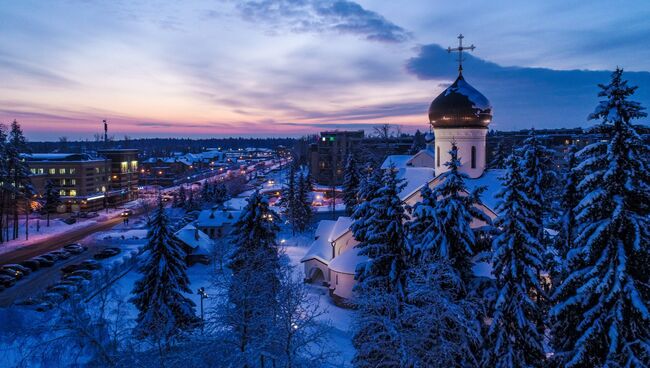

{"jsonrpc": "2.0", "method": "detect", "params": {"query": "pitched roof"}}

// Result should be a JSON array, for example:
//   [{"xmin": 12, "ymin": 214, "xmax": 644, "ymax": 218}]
[
  {"xmin": 300, "ymin": 237, "xmax": 333, "ymax": 264},
  {"xmin": 328, "ymin": 247, "xmax": 368, "ymax": 274},
  {"xmin": 174, "ymin": 224, "xmax": 214, "ymax": 254},
  {"xmin": 328, "ymin": 216, "xmax": 354, "ymax": 242},
  {"xmin": 381, "ymin": 155, "xmax": 412, "ymax": 169},
  {"xmin": 397, "ymin": 167, "xmax": 436, "ymax": 200},
  {"xmin": 196, "ymin": 208, "xmax": 241, "ymax": 228}
]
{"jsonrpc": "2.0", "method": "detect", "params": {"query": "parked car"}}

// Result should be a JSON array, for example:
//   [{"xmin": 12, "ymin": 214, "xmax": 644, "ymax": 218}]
[
  {"xmin": 0, "ymin": 268, "xmax": 23, "ymax": 280},
  {"xmin": 48, "ymin": 284, "xmax": 75, "ymax": 298},
  {"xmin": 62, "ymin": 218, "xmax": 76, "ymax": 225},
  {"xmin": 62, "ymin": 275, "xmax": 88, "ymax": 285},
  {"xmin": 3, "ymin": 264, "xmax": 31, "ymax": 276},
  {"xmin": 51, "ymin": 250, "xmax": 72, "ymax": 260},
  {"xmin": 93, "ymin": 247, "xmax": 121, "ymax": 260},
  {"xmin": 35, "ymin": 301, "xmax": 54, "ymax": 312},
  {"xmin": 20, "ymin": 259, "xmax": 41, "ymax": 272},
  {"xmin": 63, "ymin": 244, "xmax": 86, "ymax": 254},
  {"xmin": 79, "ymin": 259, "xmax": 101, "ymax": 270},
  {"xmin": 40, "ymin": 253, "xmax": 58, "ymax": 262},
  {"xmin": 86, "ymin": 212, "xmax": 99, "ymax": 218},
  {"xmin": 60, "ymin": 264, "xmax": 83, "ymax": 274},
  {"xmin": 33, "ymin": 256, "xmax": 54, "ymax": 267},
  {"xmin": 0, "ymin": 274, "xmax": 16, "ymax": 288},
  {"xmin": 69, "ymin": 269, "xmax": 93, "ymax": 280}
]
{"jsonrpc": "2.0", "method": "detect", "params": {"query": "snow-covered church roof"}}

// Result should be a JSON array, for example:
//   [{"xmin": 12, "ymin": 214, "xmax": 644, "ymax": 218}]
[
  {"xmin": 328, "ymin": 247, "xmax": 368, "ymax": 275},
  {"xmin": 301, "ymin": 217, "xmax": 353, "ymax": 264}
]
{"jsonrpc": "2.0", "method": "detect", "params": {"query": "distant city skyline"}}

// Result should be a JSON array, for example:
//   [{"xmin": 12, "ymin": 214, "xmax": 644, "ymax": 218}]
[{"xmin": 1, "ymin": 0, "xmax": 649, "ymax": 141}]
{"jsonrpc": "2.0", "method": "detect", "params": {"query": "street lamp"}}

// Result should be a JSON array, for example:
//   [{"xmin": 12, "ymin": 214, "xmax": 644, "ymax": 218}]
[{"xmin": 197, "ymin": 287, "xmax": 208, "ymax": 332}]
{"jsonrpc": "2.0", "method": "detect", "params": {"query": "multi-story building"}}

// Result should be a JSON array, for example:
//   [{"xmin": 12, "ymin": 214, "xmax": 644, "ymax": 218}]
[
  {"xmin": 27, "ymin": 153, "xmax": 109, "ymax": 212},
  {"xmin": 309, "ymin": 131, "xmax": 364, "ymax": 186},
  {"xmin": 97, "ymin": 149, "xmax": 139, "ymax": 205}
]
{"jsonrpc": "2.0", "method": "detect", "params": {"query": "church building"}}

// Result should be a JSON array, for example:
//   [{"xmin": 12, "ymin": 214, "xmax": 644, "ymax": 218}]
[{"xmin": 301, "ymin": 36, "xmax": 505, "ymax": 305}]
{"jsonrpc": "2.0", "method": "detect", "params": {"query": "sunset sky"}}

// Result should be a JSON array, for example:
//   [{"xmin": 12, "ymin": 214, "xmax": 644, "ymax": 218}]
[{"xmin": 1, "ymin": 0, "xmax": 649, "ymax": 141}]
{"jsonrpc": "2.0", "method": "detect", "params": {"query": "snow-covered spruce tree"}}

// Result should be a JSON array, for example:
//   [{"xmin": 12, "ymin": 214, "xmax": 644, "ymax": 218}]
[
  {"xmin": 200, "ymin": 182, "xmax": 213, "ymax": 203},
  {"xmin": 42, "ymin": 179, "xmax": 61, "ymax": 227},
  {"xmin": 549, "ymin": 68, "xmax": 650, "ymax": 367},
  {"xmin": 342, "ymin": 154, "xmax": 361, "ymax": 216},
  {"xmin": 131, "ymin": 197, "xmax": 197, "ymax": 342},
  {"xmin": 279, "ymin": 164, "xmax": 299, "ymax": 232},
  {"xmin": 402, "ymin": 260, "xmax": 482, "ymax": 368},
  {"xmin": 486, "ymin": 154, "xmax": 545, "ymax": 368},
  {"xmin": 490, "ymin": 141, "xmax": 507, "ymax": 169},
  {"xmin": 294, "ymin": 172, "xmax": 313, "ymax": 233},
  {"xmin": 7, "ymin": 120, "xmax": 33, "ymax": 240},
  {"xmin": 351, "ymin": 164, "xmax": 383, "ymax": 244},
  {"xmin": 0, "ymin": 126, "xmax": 7, "ymax": 243},
  {"xmin": 226, "ymin": 192, "xmax": 281, "ymax": 366},
  {"xmin": 213, "ymin": 182, "xmax": 229, "ymax": 207},
  {"xmin": 517, "ymin": 129, "xmax": 557, "ymax": 237},
  {"xmin": 352, "ymin": 166, "xmax": 410, "ymax": 368},
  {"xmin": 425, "ymin": 144, "xmax": 490, "ymax": 286}
]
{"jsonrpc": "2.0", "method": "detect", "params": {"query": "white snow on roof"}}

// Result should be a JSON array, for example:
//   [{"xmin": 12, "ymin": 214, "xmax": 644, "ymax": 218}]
[
  {"xmin": 397, "ymin": 167, "xmax": 436, "ymax": 200},
  {"xmin": 174, "ymin": 224, "xmax": 214, "ymax": 254},
  {"xmin": 314, "ymin": 220, "xmax": 337, "ymax": 240},
  {"xmin": 407, "ymin": 148, "xmax": 435, "ymax": 166},
  {"xmin": 196, "ymin": 208, "xmax": 241, "ymax": 228},
  {"xmin": 328, "ymin": 216, "xmax": 354, "ymax": 242},
  {"xmin": 300, "ymin": 237, "xmax": 333, "ymax": 264},
  {"xmin": 328, "ymin": 247, "xmax": 368, "ymax": 274},
  {"xmin": 464, "ymin": 169, "xmax": 504, "ymax": 212},
  {"xmin": 381, "ymin": 155, "xmax": 412, "ymax": 169}
]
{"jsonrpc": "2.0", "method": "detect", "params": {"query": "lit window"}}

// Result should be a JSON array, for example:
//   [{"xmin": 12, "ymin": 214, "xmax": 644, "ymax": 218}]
[
  {"xmin": 131, "ymin": 160, "xmax": 138, "ymax": 171},
  {"xmin": 61, "ymin": 179, "xmax": 66, "ymax": 185},
  {"xmin": 49, "ymin": 168, "xmax": 56, "ymax": 175},
  {"xmin": 101, "ymin": 186, "xmax": 106, "ymax": 192},
  {"xmin": 121, "ymin": 162, "xmax": 128, "ymax": 173},
  {"xmin": 59, "ymin": 168, "xmax": 66, "ymax": 174},
  {"xmin": 59, "ymin": 189, "xmax": 66, "ymax": 196},
  {"xmin": 30, "ymin": 168, "xmax": 36, "ymax": 174},
  {"xmin": 69, "ymin": 190, "xmax": 77, "ymax": 197},
  {"xmin": 38, "ymin": 168, "xmax": 44, "ymax": 174},
  {"xmin": 70, "ymin": 179, "xmax": 76, "ymax": 185},
  {"xmin": 69, "ymin": 168, "xmax": 76, "ymax": 174}
]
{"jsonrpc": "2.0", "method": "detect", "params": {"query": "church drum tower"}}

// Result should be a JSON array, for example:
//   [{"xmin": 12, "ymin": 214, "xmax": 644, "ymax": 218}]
[{"xmin": 428, "ymin": 34, "xmax": 492, "ymax": 178}]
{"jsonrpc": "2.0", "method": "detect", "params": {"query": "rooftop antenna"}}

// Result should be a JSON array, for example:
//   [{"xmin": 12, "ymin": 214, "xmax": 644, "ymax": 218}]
[{"xmin": 447, "ymin": 34, "xmax": 475, "ymax": 75}]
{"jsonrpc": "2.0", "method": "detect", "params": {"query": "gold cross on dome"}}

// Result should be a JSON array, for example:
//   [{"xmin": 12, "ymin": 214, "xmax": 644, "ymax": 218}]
[{"xmin": 447, "ymin": 34, "xmax": 475, "ymax": 74}]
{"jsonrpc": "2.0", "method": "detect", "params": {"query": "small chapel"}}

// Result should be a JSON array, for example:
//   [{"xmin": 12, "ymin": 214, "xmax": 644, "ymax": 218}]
[{"xmin": 301, "ymin": 35, "xmax": 504, "ymax": 304}]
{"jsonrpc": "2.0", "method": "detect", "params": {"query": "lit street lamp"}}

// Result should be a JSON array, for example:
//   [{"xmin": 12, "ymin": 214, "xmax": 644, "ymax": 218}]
[{"xmin": 197, "ymin": 287, "xmax": 208, "ymax": 332}]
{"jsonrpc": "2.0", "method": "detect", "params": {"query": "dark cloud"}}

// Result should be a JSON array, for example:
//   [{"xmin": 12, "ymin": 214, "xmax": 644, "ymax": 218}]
[
  {"xmin": 0, "ymin": 53, "xmax": 79, "ymax": 87},
  {"xmin": 406, "ymin": 44, "xmax": 650, "ymax": 130},
  {"xmin": 235, "ymin": 0, "xmax": 410, "ymax": 43}
]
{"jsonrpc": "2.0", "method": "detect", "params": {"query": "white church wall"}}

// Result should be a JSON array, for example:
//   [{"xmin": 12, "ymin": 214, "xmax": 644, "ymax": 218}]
[
  {"xmin": 303, "ymin": 259, "xmax": 330, "ymax": 285},
  {"xmin": 434, "ymin": 128, "xmax": 487, "ymax": 178},
  {"xmin": 329, "ymin": 271, "xmax": 356, "ymax": 300}
]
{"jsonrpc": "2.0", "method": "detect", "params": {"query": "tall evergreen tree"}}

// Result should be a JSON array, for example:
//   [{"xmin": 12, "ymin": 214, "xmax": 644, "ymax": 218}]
[
  {"xmin": 419, "ymin": 144, "xmax": 490, "ymax": 286},
  {"xmin": 517, "ymin": 129, "xmax": 556, "ymax": 236},
  {"xmin": 131, "ymin": 197, "xmax": 197, "ymax": 341},
  {"xmin": 294, "ymin": 172, "xmax": 313, "ymax": 233},
  {"xmin": 490, "ymin": 142, "xmax": 507, "ymax": 169},
  {"xmin": 342, "ymin": 154, "xmax": 360, "ymax": 216},
  {"xmin": 352, "ymin": 166, "xmax": 409, "ymax": 367},
  {"xmin": 174, "ymin": 185, "xmax": 187, "ymax": 208},
  {"xmin": 7, "ymin": 120, "xmax": 33, "ymax": 240},
  {"xmin": 279, "ymin": 164, "xmax": 299, "ymax": 231},
  {"xmin": 226, "ymin": 192, "xmax": 281, "ymax": 365},
  {"xmin": 351, "ymin": 165, "xmax": 383, "ymax": 243},
  {"xmin": 213, "ymin": 182, "xmax": 229, "ymax": 207},
  {"xmin": 42, "ymin": 179, "xmax": 61, "ymax": 227},
  {"xmin": 0, "ymin": 125, "xmax": 8, "ymax": 243},
  {"xmin": 486, "ymin": 154, "xmax": 545, "ymax": 368},
  {"xmin": 550, "ymin": 68, "xmax": 650, "ymax": 367}
]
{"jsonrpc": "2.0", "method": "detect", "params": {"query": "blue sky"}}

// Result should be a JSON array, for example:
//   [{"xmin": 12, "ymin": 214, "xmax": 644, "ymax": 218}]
[{"xmin": 0, "ymin": 0, "xmax": 648, "ymax": 140}]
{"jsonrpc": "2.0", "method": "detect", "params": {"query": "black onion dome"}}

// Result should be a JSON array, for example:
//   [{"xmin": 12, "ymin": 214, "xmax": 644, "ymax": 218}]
[{"xmin": 428, "ymin": 74, "xmax": 492, "ymax": 129}]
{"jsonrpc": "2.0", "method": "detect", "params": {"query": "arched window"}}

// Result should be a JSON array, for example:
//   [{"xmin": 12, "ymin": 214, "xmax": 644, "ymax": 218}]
[
  {"xmin": 436, "ymin": 146, "xmax": 440, "ymax": 167},
  {"xmin": 471, "ymin": 146, "xmax": 476, "ymax": 169}
]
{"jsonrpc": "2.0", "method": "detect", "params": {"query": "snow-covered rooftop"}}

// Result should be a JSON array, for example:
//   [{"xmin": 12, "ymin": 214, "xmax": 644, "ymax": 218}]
[
  {"xmin": 464, "ymin": 169, "xmax": 505, "ymax": 212},
  {"xmin": 314, "ymin": 220, "xmax": 337, "ymax": 240},
  {"xmin": 174, "ymin": 224, "xmax": 214, "ymax": 254},
  {"xmin": 397, "ymin": 167, "xmax": 436, "ymax": 200},
  {"xmin": 196, "ymin": 208, "xmax": 241, "ymax": 228},
  {"xmin": 300, "ymin": 237, "xmax": 333, "ymax": 264},
  {"xmin": 381, "ymin": 155, "xmax": 412, "ymax": 170},
  {"xmin": 328, "ymin": 216, "xmax": 354, "ymax": 242},
  {"xmin": 328, "ymin": 247, "xmax": 368, "ymax": 274}
]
